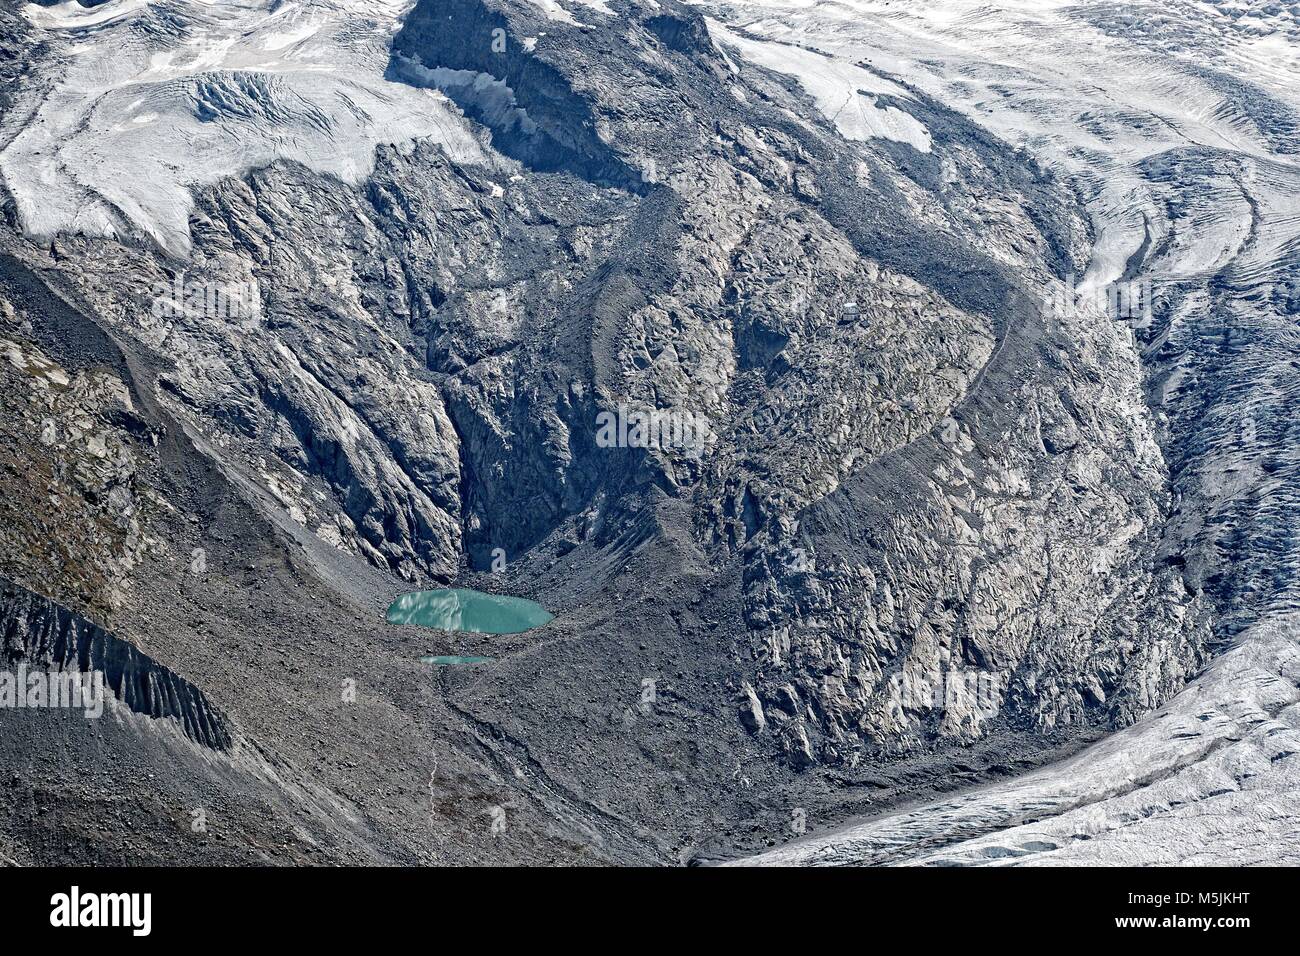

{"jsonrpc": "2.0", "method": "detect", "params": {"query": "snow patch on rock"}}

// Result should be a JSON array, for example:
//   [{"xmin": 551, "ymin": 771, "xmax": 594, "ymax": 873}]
[{"xmin": 708, "ymin": 20, "xmax": 932, "ymax": 153}]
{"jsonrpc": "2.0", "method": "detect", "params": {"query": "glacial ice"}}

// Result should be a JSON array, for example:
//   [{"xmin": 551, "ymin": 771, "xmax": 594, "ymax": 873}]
[
  {"xmin": 708, "ymin": 21, "xmax": 933, "ymax": 153},
  {"xmin": 1, "ymin": 0, "xmax": 493, "ymax": 256}
]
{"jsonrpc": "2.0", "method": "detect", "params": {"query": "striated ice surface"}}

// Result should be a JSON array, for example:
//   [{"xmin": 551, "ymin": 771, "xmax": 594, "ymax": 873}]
[
  {"xmin": 735, "ymin": 613, "xmax": 1300, "ymax": 865},
  {"xmin": 519, "ymin": 0, "xmax": 614, "ymax": 24},
  {"xmin": 0, "ymin": 0, "xmax": 492, "ymax": 256}
]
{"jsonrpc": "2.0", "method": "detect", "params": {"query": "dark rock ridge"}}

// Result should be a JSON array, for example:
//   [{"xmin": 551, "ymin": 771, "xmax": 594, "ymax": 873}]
[
  {"xmin": 391, "ymin": 0, "xmax": 650, "ymax": 193},
  {"xmin": 1, "ymin": 578, "xmax": 233, "ymax": 751}
]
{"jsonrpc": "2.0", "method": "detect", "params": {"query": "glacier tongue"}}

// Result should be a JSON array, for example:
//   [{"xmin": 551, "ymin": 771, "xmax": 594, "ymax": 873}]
[
  {"xmin": 1, "ymin": 0, "xmax": 493, "ymax": 256},
  {"xmin": 735, "ymin": 610, "xmax": 1300, "ymax": 866}
]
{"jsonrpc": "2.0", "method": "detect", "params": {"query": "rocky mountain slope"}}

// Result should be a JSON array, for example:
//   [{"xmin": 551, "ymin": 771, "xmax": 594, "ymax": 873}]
[
  {"xmin": 0, "ymin": 0, "xmax": 1288, "ymax": 865},
  {"xmin": 721, "ymin": 0, "xmax": 1300, "ymax": 865}
]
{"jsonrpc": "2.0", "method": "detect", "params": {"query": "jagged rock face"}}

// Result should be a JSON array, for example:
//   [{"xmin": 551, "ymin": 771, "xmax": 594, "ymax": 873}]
[
  {"xmin": 732, "ymin": 285, "xmax": 1208, "ymax": 760},
  {"xmin": 390, "ymin": 0, "xmax": 1204, "ymax": 764},
  {"xmin": 718, "ymin": 0, "xmax": 1300, "ymax": 865},
  {"xmin": 0, "ymin": 0, "xmax": 1252, "ymax": 865}
]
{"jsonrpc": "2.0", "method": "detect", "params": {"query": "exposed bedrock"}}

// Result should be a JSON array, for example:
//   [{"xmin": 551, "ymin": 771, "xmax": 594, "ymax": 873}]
[{"xmin": 391, "ymin": 0, "xmax": 651, "ymax": 193}]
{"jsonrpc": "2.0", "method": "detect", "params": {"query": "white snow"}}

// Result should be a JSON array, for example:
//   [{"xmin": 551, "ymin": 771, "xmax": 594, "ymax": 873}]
[
  {"xmin": 2, "ymin": 0, "xmax": 492, "ymax": 256},
  {"xmin": 519, "ymin": 0, "xmax": 582, "ymax": 26},
  {"xmin": 697, "ymin": 0, "xmax": 1300, "ymax": 287},
  {"xmin": 708, "ymin": 22, "xmax": 932, "ymax": 152},
  {"xmin": 23, "ymin": 0, "xmax": 153, "ymax": 30},
  {"xmin": 519, "ymin": 0, "xmax": 614, "ymax": 22}
]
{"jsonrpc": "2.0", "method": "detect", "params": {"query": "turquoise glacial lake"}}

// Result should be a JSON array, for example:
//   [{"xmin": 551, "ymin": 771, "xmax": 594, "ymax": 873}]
[{"xmin": 387, "ymin": 588, "xmax": 553, "ymax": 635}]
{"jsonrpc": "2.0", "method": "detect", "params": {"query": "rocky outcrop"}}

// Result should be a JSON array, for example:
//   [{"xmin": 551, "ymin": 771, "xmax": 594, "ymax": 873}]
[{"xmin": 0, "ymin": 280, "xmax": 152, "ymax": 617}]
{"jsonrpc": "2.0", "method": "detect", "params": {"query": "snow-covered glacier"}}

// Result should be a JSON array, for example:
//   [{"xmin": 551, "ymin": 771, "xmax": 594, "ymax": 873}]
[{"xmin": 1, "ymin": 0, "xmax": 490, "ymax": 255}]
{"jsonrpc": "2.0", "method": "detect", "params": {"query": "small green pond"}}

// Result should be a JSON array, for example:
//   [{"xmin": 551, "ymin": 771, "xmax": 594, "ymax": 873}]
[{"xmin": 387, "ymin": 588, "xmax": 553, "ymax": 635}]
